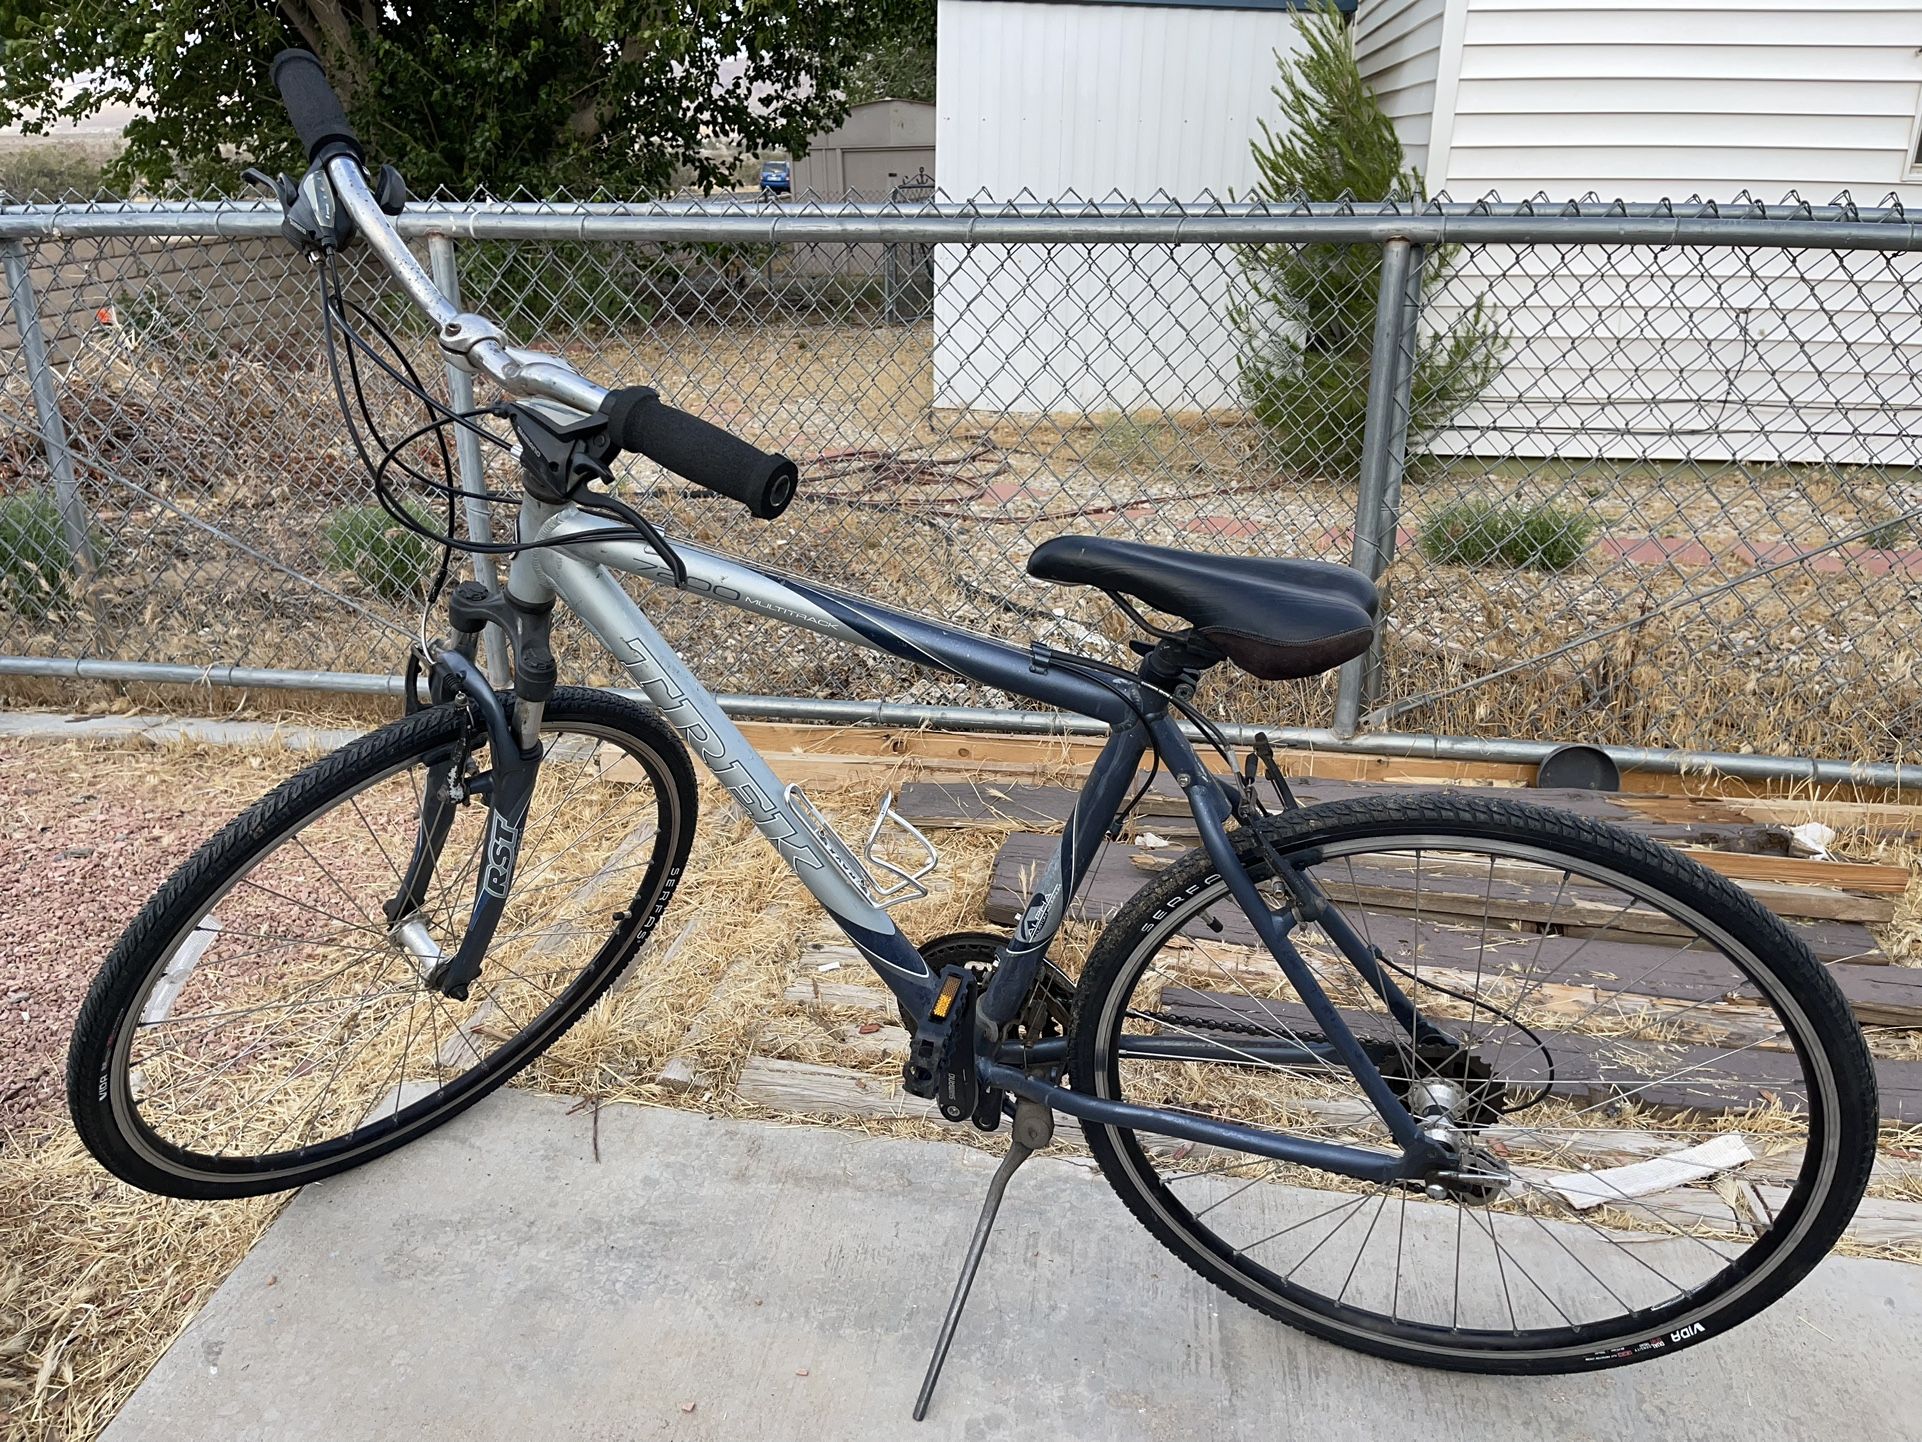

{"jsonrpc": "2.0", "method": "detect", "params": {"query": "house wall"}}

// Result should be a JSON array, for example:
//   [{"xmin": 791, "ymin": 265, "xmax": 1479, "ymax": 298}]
[
  {"xmin": 1353, "ymin": 0, "xmax": 1922, "ymax": 468},
  {"xmin": 1352, "ymin": 0, "xmax": 1448, "ymax": 181},
  {"xmin": 1432, "ymin": 0, "xmax": 1922, "ymax": 200},
  {"xmin": 932, "ymin": 0, "xmax": 1316, "ymax": 412}
]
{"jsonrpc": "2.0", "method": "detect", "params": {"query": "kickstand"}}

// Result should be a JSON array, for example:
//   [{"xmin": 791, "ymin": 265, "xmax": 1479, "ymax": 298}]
[{"xmin": 911, "ymin": 1100, "xmax": 1052, "ymax": 1421}]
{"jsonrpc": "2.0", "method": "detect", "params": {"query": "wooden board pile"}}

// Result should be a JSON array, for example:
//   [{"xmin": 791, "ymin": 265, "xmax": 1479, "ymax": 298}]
[{"xmin": 671, "ymin": 726, "xmax": 1922, "ymax": 1252}]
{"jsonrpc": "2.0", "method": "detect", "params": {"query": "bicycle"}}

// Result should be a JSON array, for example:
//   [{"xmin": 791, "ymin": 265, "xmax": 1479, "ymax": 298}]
[{"xmin": 66, "ymin": 50, "xmax": 1878, "ymax": 1419}]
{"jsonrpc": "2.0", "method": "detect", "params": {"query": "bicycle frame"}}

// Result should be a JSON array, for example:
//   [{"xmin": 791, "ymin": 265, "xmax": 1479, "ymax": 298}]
[
  {"xmin": 305, "ymin": 144, "xmax": 1446, "ymax": 1187},
  {"xmin": 497, "ymin": 497, "xmax": 1448, "ymax": 1187}
]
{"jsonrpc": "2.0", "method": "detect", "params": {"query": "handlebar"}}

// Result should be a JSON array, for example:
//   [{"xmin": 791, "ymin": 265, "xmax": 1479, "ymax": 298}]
[
  {"xmin": 268, "ymin": 50, "xmax": 798, "ymax": 519},
  {"xmin": 271, "ymin": 50, "xmax": 363, "ymax": 166},
  {"xmin": 601, "ymin": 388, "xmax": 797, "ymax": 519}
]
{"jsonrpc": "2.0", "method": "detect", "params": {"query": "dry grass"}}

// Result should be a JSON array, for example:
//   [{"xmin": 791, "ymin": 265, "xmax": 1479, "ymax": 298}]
[
  {"xmin": 9, "ymin": 316, "xmax": 1922, "ymax": 759},
  {"xmin": 0, "ymin": 1136, "xmax": 284, "ymax": 1442},
  {"xmin": 5, "ymin": 735, "xmax": 1922, "ymax": 1439}
]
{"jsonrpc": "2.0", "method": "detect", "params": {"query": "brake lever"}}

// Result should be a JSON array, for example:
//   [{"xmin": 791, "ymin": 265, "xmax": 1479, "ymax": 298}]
[{"xmin": 241, "ymin": 167, "xmax": 298, "ymax": 209}]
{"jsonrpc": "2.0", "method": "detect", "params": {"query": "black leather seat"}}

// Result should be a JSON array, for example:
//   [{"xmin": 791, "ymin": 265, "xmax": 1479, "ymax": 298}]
[{"xmin": 1028, "ymin": 536, "xmax": 1379, "ymax": 681}]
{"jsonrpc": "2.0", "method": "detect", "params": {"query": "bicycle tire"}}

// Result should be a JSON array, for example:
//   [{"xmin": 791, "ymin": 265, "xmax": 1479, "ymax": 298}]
[
  {"xmin": 1068, "ymin": 793, "xmax": 1876, "ymax": 1373},
  {"xmin": 68, "ymin": 687, "xmax": 697, "ymax": 1199}
]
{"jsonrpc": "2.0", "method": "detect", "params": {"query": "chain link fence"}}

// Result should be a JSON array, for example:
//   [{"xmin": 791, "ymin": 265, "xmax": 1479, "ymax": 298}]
[{"xmin": 3, "ymin": 194, "xmax": 1921, "ymax": 776}]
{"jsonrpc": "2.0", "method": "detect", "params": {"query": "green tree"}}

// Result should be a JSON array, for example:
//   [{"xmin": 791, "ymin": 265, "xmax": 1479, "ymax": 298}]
[
  {"xmin": 0, "ymin": 1, "xmax": 905, "ymax": 195},
  {"xmin": 843, "ymin": 0, "xmax": 936, "ymax": 105},
  {"xmin": 1235, "ymin": 2, "xmax": 1503, "ymax": 480}
]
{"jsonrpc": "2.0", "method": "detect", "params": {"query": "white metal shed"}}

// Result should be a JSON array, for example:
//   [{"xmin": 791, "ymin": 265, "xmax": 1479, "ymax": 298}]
[{"xmin": 932, "ymin": 0, "xmax": 1343, "ymax": 413}]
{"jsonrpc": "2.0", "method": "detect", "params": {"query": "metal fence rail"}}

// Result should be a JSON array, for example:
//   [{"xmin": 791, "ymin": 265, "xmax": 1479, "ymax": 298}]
[{"xmin": 3, "ymin": 194, "xmax": 1920, "ymax": 780}]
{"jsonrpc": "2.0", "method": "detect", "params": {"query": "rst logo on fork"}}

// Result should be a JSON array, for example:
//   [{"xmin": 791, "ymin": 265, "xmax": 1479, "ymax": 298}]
[{"xmin": 479, "ymin": 808, "xmax": 524, "ymax": 899}]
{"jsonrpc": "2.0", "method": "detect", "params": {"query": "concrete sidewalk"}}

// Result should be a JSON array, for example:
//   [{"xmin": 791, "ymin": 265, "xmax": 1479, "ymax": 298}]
[{"xmin": 104, "ymin": 1091, "xmax": 1922, "ymax": 1442}]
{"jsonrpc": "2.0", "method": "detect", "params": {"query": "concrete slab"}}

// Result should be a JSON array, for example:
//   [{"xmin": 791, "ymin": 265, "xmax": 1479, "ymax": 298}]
[{"xmin": 103, "ymin": 1091, "xmax": 1922, "ymax": 1442}]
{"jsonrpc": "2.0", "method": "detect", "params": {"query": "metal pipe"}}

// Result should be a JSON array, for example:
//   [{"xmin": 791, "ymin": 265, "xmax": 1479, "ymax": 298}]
[
  {"xmin": 3, "ymin": 240, "xmax": 95, "ymax": 571},
  {"xmin": 1359, "ymin": 242, "xmax": 1426, "ymax": 722},
  {"xmin": 425, "ymin": 234, "xmax": 513, "ymax": 686},
  {"xmin": 4, "ymin": 201, "xmax": 1922, "ymax": 252},
  {"xmin": 4, "ymin": 655, "xmax": 1918, "ymax": 788},
  {"xmin": 1336, "ymin": 238, "xmax": 1416, "ymax": 736}
]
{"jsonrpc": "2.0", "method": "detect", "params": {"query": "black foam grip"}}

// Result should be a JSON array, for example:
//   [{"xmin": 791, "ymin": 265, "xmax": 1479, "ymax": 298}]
[
  {"xmin": 601, "ymin": 387, "xmax": 798, "ymax": 520},
  {"xmin": 271, "ymin": 50, "xmax": 363, "ymax": 164}
]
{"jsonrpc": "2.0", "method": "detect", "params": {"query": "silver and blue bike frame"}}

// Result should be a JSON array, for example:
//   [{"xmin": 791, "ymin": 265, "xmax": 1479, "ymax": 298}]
[
  {"xmin": 306, "ymin": 146, "xmax": 1447, "ymax": 1190},
  {"xmin": 505, "ymin": 498, "xmax": 1450, "ymax": 1188}
]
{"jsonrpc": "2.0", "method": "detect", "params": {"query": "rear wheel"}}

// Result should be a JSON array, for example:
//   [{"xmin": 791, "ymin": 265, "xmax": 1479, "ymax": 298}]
[
  {"xmin": 68, "ymin": 687, "xmax": 697, "ymax": 1199},
  {"xmin": 1069, "ymin": 794, "xmax": 1876, "ymax": 1372}
]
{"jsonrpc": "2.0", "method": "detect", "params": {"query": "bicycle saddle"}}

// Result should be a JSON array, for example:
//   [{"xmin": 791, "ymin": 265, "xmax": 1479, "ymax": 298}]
[{"xmin": 1027, "ymin": 535, "xmax": 1379, "ymax": 681}]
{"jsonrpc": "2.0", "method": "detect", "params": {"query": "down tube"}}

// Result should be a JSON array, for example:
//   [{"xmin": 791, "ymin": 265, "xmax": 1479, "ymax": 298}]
[{"xmin": 541, "ymin": 551, "xmax": 940, "ymax": 1014}]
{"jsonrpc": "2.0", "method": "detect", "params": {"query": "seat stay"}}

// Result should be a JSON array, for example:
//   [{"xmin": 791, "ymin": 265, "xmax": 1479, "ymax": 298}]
[{"xmin": 1147, "ymin": 714, "xmax": 1437, "ymax": 1155}]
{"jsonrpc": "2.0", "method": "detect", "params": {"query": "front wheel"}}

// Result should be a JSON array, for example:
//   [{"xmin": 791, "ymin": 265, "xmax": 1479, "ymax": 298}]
[
  {"xmin": 1069, "ymin": 793, "xmax": 1876, "ymax": 1373},
  {"xmin": 68, "ymin": 687, "xmax": 698, "ymax": 1199}
]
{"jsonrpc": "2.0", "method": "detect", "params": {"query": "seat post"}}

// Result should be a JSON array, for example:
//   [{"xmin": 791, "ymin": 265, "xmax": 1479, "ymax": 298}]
[{"xmin": 1136, "ymin": 632, "xmax": 1224, "ymax": 694}]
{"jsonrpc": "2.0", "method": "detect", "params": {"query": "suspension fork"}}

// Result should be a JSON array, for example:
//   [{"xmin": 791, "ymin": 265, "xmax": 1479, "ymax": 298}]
[
  {"xmin": 384, "ymin": 587, "xmax": 558, "ymax": 1001},
  {"xmin": 1147, "ymin": 716, "xmax": 1445, "ymax": 1152}
]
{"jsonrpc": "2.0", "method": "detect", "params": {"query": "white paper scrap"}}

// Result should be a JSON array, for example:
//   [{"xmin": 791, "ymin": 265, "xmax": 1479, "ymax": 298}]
[{"xmin": 1542, "ymin": 1133, "xmax": 1755, "ymax": 1212}]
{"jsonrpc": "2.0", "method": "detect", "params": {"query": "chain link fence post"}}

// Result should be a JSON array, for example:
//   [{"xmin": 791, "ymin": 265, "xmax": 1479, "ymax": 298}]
[
  {"xmin": 1333, "ymin": 237, "xmax": 1421, "ymax": 737},
  {"xmin": 425, "ymin": 232, "xmax": 513, "ymax": 685},
  {"xmin": 4, "ymin": 239, "xmax": 97, "ymax": 575}
]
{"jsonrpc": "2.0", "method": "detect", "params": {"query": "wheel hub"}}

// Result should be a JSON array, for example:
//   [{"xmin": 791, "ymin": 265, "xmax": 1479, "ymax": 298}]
[{"xmin": 1386, "ymin": 1044, "xmax": 1511, "ymax": 1205}]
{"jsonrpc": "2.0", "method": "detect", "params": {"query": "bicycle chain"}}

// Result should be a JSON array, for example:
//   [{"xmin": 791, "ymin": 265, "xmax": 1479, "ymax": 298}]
[{"xmin": 1140, "ymin": 1007, "xmax": 1329, "ymax": 1041}]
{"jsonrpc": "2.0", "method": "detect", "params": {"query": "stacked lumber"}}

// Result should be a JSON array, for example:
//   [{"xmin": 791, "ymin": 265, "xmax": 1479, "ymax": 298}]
[{"xmin": 674, "ymin": 722, "xmax": 1922, "ymax": 1250}]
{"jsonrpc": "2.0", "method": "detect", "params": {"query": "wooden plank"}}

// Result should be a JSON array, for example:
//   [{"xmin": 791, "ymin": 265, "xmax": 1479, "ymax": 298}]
[
  {"xmin": 783, "ymin": 979, "xmax": 897, "ymax": 1014},
  {"xmin": 736, "ymin": 1055, "xmax": 939, "ymax": 1121},
  {"xmin": 1737, "ymin": 798, "xmax": 1922, "ymax": 833},
  {"xmin": 1165, "ymin": 930, "xmax": 1922, "ymax": 1031},
  {"xmin": 659, "ymin": 953, "xmax": 759, "ymax": 1092},
  {"xmin": 1755, "ymin": 1187, "xmax": 1922, "ymax": 1249},
  {"xmin": 1671, "ymin": 848, "xmax": 1909, "ymax": 896},
  {"xmin": 713, "ymin": 721, "xmax": 1912, "ymax": 803},
  {"xmin": 1830, "ymin": 964, "xmax": 1922, "ymax": 1029},
  {"xmin": 894, "ymin": 778, "xmax": 1798, "ymax": 855},
  {"xmin": 1152, "ymin": 989, "xmax": 1922, "ymax": 1125},
  {"xmin": 986, "ymin": 833, "xmax": 1893, "ymax": 955},
  {"xmin": 903, "ymin": 781, "xmax": 1906, "ymax": 899}
]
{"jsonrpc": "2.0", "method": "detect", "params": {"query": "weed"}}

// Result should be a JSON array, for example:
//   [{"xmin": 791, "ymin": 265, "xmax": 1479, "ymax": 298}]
[
  {"xmin": 0, "ymin": 495, "xmax": 82, "ymax": 619},
  {"xmin": 1865, "ymin": 519, "xmax": 1909, "ymax": 551},
  {"xmin": 1419, "ymin": 497, "xmax": 1596, "ymax": 572},
  {"xmin": 324, "ymin": 504, "xmax": 440, "ymax": 601}
]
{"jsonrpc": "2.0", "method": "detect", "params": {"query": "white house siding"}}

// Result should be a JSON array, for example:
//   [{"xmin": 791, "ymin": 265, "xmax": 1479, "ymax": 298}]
[
  {"xmin": 1398, "ymin": 0, "xmax": 1922, "ymax": 466},
  {"xmin": 1352, "ymin": 0, "xmax": 1447, "ymax": 181},
  {"xmin": 1434, "ymin": 0, "xmax": 1922, "ymax": 200},
  {"xmin": 932, "ymin": 0, "xmax": 1315, "ymax": 412}
]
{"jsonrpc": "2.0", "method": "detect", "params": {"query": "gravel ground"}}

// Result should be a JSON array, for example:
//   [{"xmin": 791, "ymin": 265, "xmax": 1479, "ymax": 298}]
[{"xmin": 0, "ymin": 741, "xmax": 296, "ymax": 1138}]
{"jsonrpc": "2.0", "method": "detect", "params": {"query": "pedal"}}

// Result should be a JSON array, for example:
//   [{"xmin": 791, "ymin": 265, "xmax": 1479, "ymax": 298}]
[{"xmin": 903, "ymin": 966, "xmax": 978, "ymax": 1123}]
